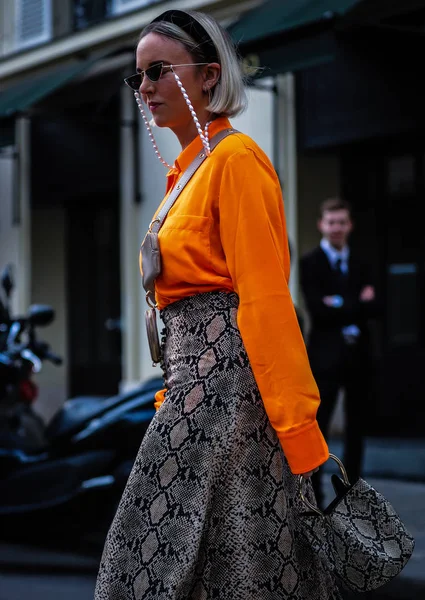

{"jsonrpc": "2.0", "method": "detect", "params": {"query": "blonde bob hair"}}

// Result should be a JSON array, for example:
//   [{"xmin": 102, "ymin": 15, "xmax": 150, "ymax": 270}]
[{"xmin": 139, "ymin": 10, "xmax": 248, "ymax": 118}]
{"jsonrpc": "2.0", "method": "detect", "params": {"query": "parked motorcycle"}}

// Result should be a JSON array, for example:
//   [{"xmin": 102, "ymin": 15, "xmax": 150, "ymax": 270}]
[
  {"xmin": 0, "ymin": 266, "xmax": 161, "ymax": 553},
  {"xmin": 0, "ymin": 301, "xmax": 63, "ymax": 452},
  {"xmin": 0, "ymin": 377, "xmax": 160, "ymax": 554}
]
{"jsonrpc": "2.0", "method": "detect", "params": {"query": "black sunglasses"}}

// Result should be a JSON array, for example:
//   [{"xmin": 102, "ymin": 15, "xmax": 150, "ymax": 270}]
[{"xmin": 124, "ymin": 62, "xmax": 209, "ymax": 91}]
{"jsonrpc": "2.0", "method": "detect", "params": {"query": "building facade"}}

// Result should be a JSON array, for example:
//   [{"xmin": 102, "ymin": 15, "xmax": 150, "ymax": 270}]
[
  {"xmin": 3, "ymin": 0, "xmax": 422, "ymax": 440},
  {"xmin": 0, "ymin": 0, "xmax": 277, "ymax": 422}
]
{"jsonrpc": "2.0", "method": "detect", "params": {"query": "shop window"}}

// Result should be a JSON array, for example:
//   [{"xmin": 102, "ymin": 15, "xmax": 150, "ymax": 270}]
[
  {"xmin": 387, "ymin": 264, "xmax": 419, "ymax": 347},
  {"xmin": 387, "ymin": 155, "xmax": 415, "ymax": 196}
]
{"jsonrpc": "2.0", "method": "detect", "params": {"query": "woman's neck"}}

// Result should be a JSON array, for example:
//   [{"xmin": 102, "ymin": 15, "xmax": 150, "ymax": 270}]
[{"xmin": 174, "ymin": 112, "xmax": 215, "ymax": 150}]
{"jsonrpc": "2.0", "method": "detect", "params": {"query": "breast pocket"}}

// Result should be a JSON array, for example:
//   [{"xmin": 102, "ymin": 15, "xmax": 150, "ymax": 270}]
[{"xmin": 159, "ymin": 215, "xmax": 212, "ymax": 283}]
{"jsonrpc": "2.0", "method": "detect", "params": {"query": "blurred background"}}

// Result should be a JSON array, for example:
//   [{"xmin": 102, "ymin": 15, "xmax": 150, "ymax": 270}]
[{"xmin": 0, "ymin": 0, "xmax": 425, "ymax": 598}]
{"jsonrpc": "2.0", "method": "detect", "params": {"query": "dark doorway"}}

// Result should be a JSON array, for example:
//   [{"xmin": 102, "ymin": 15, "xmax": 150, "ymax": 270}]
[
  {"xmin": 341, "ymin": 139, "xmax": 425, "ymax": 437},
  {"xmin": 67, "ymin": 196, "xmax": 121, "ymax": 397},
  {"xmin": 31, "ymin": 74, "xmax": 122, "ymax": 397}
]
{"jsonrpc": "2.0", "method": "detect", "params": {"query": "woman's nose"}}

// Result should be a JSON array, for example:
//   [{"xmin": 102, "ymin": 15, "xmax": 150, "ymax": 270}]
[{"xmin": 140, "ymin": 75, "xmax": 154, "ymax": 95}]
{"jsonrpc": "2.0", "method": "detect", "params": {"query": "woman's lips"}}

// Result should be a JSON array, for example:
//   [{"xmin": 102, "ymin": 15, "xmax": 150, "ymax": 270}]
[{"xmin": 149, "ymin": 103, "xmax": 161, "ymax": 112}]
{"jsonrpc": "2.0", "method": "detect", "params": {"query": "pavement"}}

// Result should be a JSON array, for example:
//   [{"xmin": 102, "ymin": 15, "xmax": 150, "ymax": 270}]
[
  {"xmin": 0, "ymin": 571, "xmax": 96, "ymax": 600},
  {"xmin": 0, "ymin": 436, "xmax": 424, "ymax": 599},
  {"xmin": 327, "ymin": 437, "xmax": 425, "ymax": 483}
]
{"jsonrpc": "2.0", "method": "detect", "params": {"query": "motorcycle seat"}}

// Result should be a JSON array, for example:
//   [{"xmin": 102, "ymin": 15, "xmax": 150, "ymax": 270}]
[
  {"xmin": 45, "ymin": 396, "xmax": 109, "ymax": 441},
  {"xmin": 44, "ymin": 377, "xmax": 161, "ymax": 442}
]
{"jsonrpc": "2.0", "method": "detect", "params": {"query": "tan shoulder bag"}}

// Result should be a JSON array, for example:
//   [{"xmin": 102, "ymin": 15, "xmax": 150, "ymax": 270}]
[{"xmin": 140, "ymin": 127, "xmax": 237, "ymax": 365}]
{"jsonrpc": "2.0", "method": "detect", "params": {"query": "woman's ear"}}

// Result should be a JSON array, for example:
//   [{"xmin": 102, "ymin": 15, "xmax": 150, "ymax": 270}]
[{"xmin": 202, "ymin": 62, "xmax": 221, "ymax": 92}]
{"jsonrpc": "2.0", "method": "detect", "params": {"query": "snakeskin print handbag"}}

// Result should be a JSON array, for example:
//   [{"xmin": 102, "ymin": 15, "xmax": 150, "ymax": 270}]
[{"xmin": 299, "ymin": 454, "xmax": 415, "ymax": 593}]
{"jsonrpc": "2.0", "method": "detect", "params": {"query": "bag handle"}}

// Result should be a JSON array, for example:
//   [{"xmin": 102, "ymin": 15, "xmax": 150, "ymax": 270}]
[
  {"xmin": 149, "ymin": 127, "xmax": 238, "ymax": 235},
  {"xmin": 298, "ymin": 453, "xmax": 351, "ymax": 516}
]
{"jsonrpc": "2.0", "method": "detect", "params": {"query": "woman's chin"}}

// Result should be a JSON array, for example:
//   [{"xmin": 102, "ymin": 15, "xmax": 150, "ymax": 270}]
[{"xmin": 150, "ymin": 114, "xmax": 168, "ymax": 128}]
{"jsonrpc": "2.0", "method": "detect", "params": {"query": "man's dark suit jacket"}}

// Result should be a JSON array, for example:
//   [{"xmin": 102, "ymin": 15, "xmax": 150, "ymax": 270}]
[{"xmin": 299, "ymin": 246, "xmax": 380, "ymax": 376}]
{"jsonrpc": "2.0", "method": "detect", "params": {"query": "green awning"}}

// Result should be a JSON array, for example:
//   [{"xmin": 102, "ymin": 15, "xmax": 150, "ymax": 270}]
[
  {"xmin": 229, "ymin": 0, "xmax": 361, "ymax": 48},
  {"xmin": 0, "ymin": 58, "xmax": 97, "ymax": 119},
  {"xmin": 228, "ymin": 0, "xmax": 425, "ymax": 78}
]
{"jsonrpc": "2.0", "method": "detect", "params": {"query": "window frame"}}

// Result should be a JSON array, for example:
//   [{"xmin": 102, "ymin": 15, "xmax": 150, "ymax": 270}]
[
  {"xmin": 15, "ymin": 0, "xmax": 53, "ymax": 51},
  {"xmin": 110, "ymin": 0, "xmax": 158, "ymax": 16}
]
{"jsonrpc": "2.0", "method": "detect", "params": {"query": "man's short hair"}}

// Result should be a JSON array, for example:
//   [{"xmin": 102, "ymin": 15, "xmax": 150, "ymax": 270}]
[{"xmin": 319, "ymin": 197, "xmax": 352, "ymax": 218}]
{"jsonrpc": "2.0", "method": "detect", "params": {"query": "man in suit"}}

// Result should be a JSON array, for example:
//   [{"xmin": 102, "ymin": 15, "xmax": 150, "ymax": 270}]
[{"xmin": 300, "ymin": 197, "xmax": 380, "ymax": 508}]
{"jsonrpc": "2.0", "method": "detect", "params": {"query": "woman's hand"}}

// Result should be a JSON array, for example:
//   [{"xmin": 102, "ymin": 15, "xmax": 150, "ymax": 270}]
[{"xmin": 300, "ymin": 467, "xmax": 319, "ymax": 479}]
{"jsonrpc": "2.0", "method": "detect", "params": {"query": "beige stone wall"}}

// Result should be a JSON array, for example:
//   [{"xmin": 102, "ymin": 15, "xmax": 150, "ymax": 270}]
[
  {"xmin": 297, "ymin": 151, "xmax": 344, "ymax": 435},
  {"xmin": 297, "ymin": 152, "xmax": 341, "ymax": 257},
  {"xmin": 0, "ymin": 151, "xmax": 20, "ymax": 313}
]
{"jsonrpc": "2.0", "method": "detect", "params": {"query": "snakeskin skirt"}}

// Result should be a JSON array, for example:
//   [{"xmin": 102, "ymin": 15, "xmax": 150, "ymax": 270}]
[{"xmin": 94, "ymin": 291, "xmax": 341, "ymax": 600}]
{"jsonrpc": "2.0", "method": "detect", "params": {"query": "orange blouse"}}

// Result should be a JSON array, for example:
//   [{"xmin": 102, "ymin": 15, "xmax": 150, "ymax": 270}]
[{"xmin": 141, "ymin": 117, "xmax": 328, "ymax": 475}]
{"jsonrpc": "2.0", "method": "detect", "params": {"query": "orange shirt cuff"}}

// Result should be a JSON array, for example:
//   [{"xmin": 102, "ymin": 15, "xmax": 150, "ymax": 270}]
[
  {"xmin": 278, "ymin": 420, "xmax": 329, "ymax": 475},
  {"xmin": 154, "ymin": 388, "xmax": 167, "ymax": 411}
]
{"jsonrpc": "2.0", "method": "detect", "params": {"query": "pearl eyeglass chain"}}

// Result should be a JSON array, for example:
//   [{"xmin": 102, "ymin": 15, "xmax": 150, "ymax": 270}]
[{"xmin": 134, "ymin": 68, "xmax": 211, "ymax": 169}]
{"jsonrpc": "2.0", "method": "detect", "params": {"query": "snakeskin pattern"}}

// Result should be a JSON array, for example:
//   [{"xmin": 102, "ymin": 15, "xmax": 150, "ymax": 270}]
[
  {"xmin": 94, "ymin": 291, "xmax": 342, "ymax": 600},
  {"xmin": 301, "ymin": 477, "xmax": 415, "ymax": 592}
]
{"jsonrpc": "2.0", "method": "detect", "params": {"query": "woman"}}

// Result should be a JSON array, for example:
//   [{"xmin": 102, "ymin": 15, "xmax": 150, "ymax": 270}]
[{"xmin": 95, "ymin": 9, "xmax": 341, "ymax": 600}]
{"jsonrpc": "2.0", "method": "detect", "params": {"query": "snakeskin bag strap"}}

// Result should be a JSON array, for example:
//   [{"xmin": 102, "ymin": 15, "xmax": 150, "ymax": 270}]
[
  {"xmin": 141, "ymin": 127, "xmax": 238, "ymax": 365},
  {"xmin": 298, "ymin": 454, "xmax": 415, "ymax": 593}
]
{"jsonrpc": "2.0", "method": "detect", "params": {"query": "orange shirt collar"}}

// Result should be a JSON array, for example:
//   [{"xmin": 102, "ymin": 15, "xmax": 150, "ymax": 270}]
[{"xmin": 172, "ymin": 117, "xmax": 232, "ymax": 174}]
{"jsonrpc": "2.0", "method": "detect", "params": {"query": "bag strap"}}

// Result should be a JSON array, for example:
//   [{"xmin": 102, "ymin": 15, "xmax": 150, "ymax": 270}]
[{"xmin": 150, "ymin": 127, "xmax": 238, "ymax": 234}]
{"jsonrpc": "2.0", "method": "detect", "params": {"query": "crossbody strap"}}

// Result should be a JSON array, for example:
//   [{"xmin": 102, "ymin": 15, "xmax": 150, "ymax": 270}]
[{"xmin": 150, "ymin": 127, "xmax": 238, "ymax": 234}]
